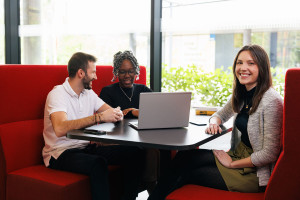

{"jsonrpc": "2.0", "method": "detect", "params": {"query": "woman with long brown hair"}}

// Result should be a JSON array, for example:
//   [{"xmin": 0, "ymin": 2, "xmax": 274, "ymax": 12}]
[{"xmin": 148, "ymin": 45, "xmax": 283, "ymax": 199}]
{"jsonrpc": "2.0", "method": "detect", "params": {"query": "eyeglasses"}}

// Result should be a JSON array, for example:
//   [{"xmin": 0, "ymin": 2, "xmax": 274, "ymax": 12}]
[{"xmin": 118, "ymin": 70, "xmax": 136, "ymax": 76}]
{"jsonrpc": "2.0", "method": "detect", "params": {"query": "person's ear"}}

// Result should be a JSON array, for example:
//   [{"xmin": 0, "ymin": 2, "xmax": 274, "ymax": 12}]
[{"xmin": 77, "ymin": 69, "xmax": 85, "ymax": 79}]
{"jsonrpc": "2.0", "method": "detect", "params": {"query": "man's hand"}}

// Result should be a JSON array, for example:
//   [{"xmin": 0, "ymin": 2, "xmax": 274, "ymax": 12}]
[{"xmin": 100, "ymin": 107, "xmax": 123, "ymax": 122}]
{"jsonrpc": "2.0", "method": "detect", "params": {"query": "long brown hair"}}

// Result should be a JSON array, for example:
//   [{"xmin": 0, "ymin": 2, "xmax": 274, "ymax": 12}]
[{"xmin": 232, "ymin": 45, "xmax": 272, "ymax": 114}]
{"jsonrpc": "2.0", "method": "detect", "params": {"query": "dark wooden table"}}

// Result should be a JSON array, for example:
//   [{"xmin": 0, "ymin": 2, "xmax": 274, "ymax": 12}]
[{"xmin": 67, "ymin": 115, "xmax": 232, "ymax": 150}]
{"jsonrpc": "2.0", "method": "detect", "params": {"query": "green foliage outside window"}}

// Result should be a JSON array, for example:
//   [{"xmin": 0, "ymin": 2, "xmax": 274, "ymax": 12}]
[{"xmin": 159, "ymin": 65, "xmax": 285, "ymax": 107}]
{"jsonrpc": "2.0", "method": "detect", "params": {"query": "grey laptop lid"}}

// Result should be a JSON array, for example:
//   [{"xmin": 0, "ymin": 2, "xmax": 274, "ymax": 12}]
[{"xmin": 129, "ymin": 92, "xmax": 192, "ymax": 129}]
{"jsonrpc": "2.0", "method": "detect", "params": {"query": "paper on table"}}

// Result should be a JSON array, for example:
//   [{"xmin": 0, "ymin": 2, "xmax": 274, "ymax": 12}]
[{"xmin": 85, "ymin": 123, "xmax": 115, "ymax": 132}]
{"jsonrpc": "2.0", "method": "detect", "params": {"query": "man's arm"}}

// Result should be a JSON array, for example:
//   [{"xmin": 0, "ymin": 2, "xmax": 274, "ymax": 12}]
[
  {"xmin": 51, "ymin": 111, "xmax": 96, "ymax": 137},
  {"xmin": 96, "ymin": 103, "xmax": 123, "ymax": 122},
  {"xmin": 51, "ymin": 103, "xmax": 123, "ymax": 137},
  {"xmin": 97, "ymin": 103, "xmax": 111, "ymax": 113}
]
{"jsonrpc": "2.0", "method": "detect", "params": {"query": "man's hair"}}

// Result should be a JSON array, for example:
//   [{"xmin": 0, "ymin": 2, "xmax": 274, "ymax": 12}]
[
  {"xmin": 112, "ymin": 50, "xmax": 140, "ymax": 80},
  {"xmin": 68, "ymin": 52, "xmax": 97, "ymax": 78},
  {"xmin": 232, "ymin": 44, "xmax": 272, "ymax": 114}
]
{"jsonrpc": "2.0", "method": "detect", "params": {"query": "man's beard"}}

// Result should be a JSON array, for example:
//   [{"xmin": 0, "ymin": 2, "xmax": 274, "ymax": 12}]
[{"xmin": 82, "ymin": 76, "xmax": 92, "ymax": 90}]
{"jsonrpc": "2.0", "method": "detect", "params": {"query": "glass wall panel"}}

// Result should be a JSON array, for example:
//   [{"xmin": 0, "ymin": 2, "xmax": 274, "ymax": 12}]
[
  {"xmin": 162, "ymin": 0, "xmax": 300, "ymax": 106},
  {"xmin": 0, "ymin": 0, "xmax": 4, "ymax": 64},
  {"xmin": 19, "ymin": 0, "xmax": 151, "ymax": 71}
]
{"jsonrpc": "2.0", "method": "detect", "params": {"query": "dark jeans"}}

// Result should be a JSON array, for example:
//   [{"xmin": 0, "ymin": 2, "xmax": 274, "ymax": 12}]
[
  {"xmin": 148, "ymin": 149, "xmax": 227, "ymax": 200},
  {"xmin": 49, "ymin": 144, "xmax": 145, "ymax": 200}
]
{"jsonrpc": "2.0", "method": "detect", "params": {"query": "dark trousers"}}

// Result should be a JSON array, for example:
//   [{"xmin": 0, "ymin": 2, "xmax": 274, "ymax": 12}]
[
  {"xmin": 49, "ymin": 144, "xmax": 145, "ymax": 200},
  {"xmin": 148, "ymin": 149, "xmax": 227, "ymax": 200}
]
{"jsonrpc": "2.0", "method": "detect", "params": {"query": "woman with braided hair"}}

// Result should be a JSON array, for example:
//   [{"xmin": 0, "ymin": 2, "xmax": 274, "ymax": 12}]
[
  {"xmin": 100, "ymin": 50, "xmax": 152, "ymax": 118},
  {"xmin": 100, "ymin": 51, "xmax": 164, "ymax": 194}
]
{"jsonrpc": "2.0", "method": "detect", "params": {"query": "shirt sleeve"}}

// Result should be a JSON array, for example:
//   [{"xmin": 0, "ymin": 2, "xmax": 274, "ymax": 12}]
[
  {"xmin": 46, "ymin": 89, "xmax": 68, "ymax": 115},
  {"xmin": 211, "ymin": 96, "xmax": 234, "ymax": 124},
  {"xmin": 91, "ymin": 90, "xmax": 104, "ymax": 112},
  {"xmin": 250, "ymin": 95, "xmax": 283, "ymax": 167},
  {"xmin": 142, "ymin": 85, "xmax": 152, "ymax": 93}
]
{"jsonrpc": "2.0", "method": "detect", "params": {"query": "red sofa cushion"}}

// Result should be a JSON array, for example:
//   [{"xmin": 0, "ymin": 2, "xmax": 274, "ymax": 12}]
[
  {"xmin": 166, "ymin": 185, "xmax": 264, "ymax": 200},
  {"xmin": 6, "ymin": 165, "xmax": 123, "ymax": 200},
  {"xmin": 6, "ymin": 165, "xmax": 91, "ymax": 200},
  {"xmin": 0, "ymin": 119, "xmax": 44, "ymax": 173}
]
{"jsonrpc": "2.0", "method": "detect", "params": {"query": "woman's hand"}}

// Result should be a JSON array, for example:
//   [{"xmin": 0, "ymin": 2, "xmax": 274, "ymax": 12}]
[
  {"xmin": 123, "ymin": 108, "xmax": 139, "ymax": 117},
  {"xmin": 205, "ymin": 116, "xmax": 222, "ymax": 134},
  {"xmin": 213, "ymin": 150, "xmax": 233, "ymax": 168},
  {"xmin": 205, "ymin": 123, "xmax": 222, "ymax": 134}
]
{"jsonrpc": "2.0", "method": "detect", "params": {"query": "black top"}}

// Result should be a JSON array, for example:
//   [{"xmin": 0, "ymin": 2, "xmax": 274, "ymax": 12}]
[
  {"xmin": 99, "ymin": 82, "xmax": 152, "ymax": 118},
  {"xmin": 235, "ymin": 87, "xmax": 256, "ymax": 148}
]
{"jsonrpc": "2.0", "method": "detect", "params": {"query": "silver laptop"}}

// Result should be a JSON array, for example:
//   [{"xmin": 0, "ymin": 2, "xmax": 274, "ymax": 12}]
[{"xmin": 129, "ymin": 92, "xmax": 192, "ymax": 129}]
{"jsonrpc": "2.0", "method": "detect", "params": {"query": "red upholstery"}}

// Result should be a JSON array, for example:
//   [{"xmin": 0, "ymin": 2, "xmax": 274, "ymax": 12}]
[
  {"xmin": 264, "ymin": 68, "xmax": 300, "ymax": 200},
  {"xmin": 0, "ymin": 65, "xmax": 147, "ymax": 200},
  {"xmin": 0, "ymin": 65, "xmax": 146, "ymax": 125},
  {"xmin": 7, "ymin": 165, "xmax": 91, "ymax": 200},
  {"xmin": 166, "ymin": 185, "xmax": 264, "ymax": 200},
  {"xmin": 167, "ymin": 68, "xmax": 300, "ymax": 200}
]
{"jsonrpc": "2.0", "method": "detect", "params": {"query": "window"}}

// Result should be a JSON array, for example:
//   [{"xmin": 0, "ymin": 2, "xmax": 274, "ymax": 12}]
[
  {"xmin": 0, "ymin": 0, "xmax": 4, "ymax": 64},
  {"xmin": 19, "ymin": 0, "xmax": 151, "ymax": 70},
  {"xmin": 162, "ymin": 0, "xmax": 300, "ymax": 106}
]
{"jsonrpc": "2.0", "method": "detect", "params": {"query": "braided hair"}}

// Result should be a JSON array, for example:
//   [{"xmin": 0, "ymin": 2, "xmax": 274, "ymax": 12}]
[{"xmin": 112, "ymin": 50, "xmax": 140, "ymax": 81}]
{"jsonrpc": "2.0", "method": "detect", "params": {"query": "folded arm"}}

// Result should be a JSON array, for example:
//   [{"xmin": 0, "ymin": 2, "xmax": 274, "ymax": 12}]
[{"xmin": 51, "ymin": 103, "xmax": 123, "ymax": 137}]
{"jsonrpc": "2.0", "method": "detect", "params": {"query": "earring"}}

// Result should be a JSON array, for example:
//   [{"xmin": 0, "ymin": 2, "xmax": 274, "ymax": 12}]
[{"xmin": 111, "ymin": 75, "xmax": 116, "ymax": 82}]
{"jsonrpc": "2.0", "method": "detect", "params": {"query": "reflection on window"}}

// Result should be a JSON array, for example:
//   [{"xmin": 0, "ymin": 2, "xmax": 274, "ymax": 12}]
[
  {"xmin": 162, "ymin": 0, "xmax": 300, "ymax": 106},
  {"xmin": 0, "ymin": 0, "xmax": 4, "ymax": 64},
  {"xmin": 19, "ymin": 0, "xmax": 150, "ymax": 69}
]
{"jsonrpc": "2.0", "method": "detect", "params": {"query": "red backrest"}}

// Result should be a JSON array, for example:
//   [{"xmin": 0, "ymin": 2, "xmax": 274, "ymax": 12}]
[
  {"xmin": 265, "ymin": 68, "xmax": 300, "ymax": 200},
  {"xmin": 0, "ymin": 64, "xmax": 147, "ymax": 200},
  {"xmin": 0, "ymin": 65, "xmax": 146, "ymax": 125}
]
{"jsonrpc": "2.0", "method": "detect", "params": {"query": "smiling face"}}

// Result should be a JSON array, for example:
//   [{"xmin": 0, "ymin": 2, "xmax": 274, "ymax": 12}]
[
  {"xmin": 118, "ymin": 59, "xmax": 136, "ymax": 88},
  {"xmin": 82, "ymin": 61, "xmax": 97, "ymax": 90},
  {"xmin": 235, "ymin": 50, "xmax": 259, "ymax": 91}
]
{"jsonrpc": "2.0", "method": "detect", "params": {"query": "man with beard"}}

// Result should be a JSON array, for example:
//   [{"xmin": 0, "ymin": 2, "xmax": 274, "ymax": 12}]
[{"xmin": 42, "ymin": 52, "xmax": 145, "ymax": 200}]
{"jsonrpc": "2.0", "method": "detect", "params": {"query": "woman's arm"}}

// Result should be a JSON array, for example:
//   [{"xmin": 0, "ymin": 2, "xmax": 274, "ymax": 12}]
[
  {"xmin": 213, "ymin": 150, "xmax": 254, "ymax": 168},
  {"xmin": 250, "ymin": 95, "xmax": 283, "ymax": 167},
  {"xmin": 206, "ymin": 97, "xmax": 234, "ymax": 134}
]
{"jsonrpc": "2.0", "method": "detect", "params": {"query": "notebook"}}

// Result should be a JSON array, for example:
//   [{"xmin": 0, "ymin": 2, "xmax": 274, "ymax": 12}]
[{"xmin": 129, "ymin": 92, "xmax": 192, "ymax": 130}]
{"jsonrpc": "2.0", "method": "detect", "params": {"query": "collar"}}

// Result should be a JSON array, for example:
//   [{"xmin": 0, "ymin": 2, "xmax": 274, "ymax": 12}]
[
  {"xmin": 246, "ymin": 86, "xmax": 256, "ymax": 98},
  {"xmin": 62, "ymin": 77, "xmax": 86, "ymax": 98}
]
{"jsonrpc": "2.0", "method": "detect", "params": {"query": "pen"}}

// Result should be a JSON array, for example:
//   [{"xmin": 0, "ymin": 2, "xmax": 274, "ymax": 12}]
[{"xmin": 189, "ymin": 122, "xmax": 207, "ymax": 126}]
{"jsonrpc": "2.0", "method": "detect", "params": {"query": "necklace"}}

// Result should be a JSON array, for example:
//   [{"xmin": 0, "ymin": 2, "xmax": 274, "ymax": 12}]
[
  {"xmin": 119, "ymin": 85, "xmax": 134, "ymax": 102},
  {"xmin": 245, "ymin": 98, "xmax": 250, "ymax": 109}
]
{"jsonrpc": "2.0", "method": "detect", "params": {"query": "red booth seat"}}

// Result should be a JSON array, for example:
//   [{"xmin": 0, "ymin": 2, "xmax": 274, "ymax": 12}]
[{"xmin": 0, "ymin": 65, "xmax": 147, "ymax": 200}]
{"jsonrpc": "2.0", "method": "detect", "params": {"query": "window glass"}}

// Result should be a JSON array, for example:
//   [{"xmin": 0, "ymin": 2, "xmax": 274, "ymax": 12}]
[
  {"xmin": 19, "ymin": 0, "xmax": 150, "ymax": 71},
  {"xmin": 0, "ymin": 0, "xmax": 4, "ymax": 64},
  {"xmin": 162, "ymin": 0, "xmax": 300, "ymax": 106}
]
